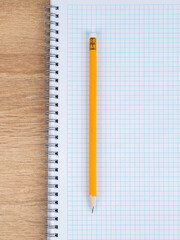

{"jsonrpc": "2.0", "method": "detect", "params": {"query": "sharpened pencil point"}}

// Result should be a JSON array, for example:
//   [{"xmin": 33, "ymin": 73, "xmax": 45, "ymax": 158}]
[{"xmin": 90, "ymin": 196, "xmax": 96, "ymax": 212}]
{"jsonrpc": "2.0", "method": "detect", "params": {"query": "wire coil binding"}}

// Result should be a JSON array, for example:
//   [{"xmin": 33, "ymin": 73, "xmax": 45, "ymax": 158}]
[{"xmin": 45, "ymin": 4, "xmax": 59, "ymax": 239}]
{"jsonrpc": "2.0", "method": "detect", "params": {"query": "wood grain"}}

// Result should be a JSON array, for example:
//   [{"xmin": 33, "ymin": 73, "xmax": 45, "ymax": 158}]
[{"xmin": 0, "ymin": 1, "xmax": 49, "ymax": 239}]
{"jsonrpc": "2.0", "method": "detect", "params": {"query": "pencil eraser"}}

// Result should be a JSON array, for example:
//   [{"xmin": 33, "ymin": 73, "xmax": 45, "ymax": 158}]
[{"xmin": 89, "ymin": 33, "xmax": 97, "ymax": 39}]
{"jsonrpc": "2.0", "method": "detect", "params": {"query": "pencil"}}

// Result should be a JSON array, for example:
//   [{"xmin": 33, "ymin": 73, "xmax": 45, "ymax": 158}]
[{"xmin": 89, "ymin": 33, "xmax": 97, "ymax": 213}]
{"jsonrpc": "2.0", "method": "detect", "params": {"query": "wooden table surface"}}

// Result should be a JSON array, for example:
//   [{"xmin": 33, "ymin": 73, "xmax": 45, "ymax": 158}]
[{"xmin": 0, "ymin": 1, "xmax": 49, "ymax": 239}]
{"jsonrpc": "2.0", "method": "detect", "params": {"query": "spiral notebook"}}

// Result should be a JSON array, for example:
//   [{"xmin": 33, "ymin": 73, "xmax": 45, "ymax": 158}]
[{"xmin": 46, "ymin": 0, "xmax": 180, "ymax": 239}]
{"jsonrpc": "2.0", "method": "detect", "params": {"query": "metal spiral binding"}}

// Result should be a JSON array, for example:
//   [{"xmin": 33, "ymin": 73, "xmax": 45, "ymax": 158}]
[{"xmin": 45, "ymin": 5, "xmax": 59, "ymax": 239}]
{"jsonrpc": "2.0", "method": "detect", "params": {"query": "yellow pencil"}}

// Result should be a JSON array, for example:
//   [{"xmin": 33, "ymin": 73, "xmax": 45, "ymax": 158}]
[{"xmin": 89, "ymin": 33, "xmax": 97, "ymax": 213}]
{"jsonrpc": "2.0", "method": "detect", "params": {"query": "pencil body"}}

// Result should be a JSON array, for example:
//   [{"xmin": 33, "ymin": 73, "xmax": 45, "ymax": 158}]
[{"xmin": 89, "ymin": 35, "xmax": 97, "ymax": 209}]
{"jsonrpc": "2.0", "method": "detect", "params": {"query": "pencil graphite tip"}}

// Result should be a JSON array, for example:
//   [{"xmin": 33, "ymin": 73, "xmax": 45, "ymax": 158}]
[{"xmin": 92, "ymin": 207, "xmax": 94, "ymax": 213}]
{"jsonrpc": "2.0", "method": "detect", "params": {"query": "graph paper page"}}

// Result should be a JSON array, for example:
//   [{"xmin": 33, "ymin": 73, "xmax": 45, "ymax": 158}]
[{"xmin": 51, "ymin": 0, "xmax": 180, "ymax": 239}]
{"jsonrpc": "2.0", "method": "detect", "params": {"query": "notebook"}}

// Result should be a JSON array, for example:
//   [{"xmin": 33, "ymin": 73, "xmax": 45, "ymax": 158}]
[{"xmin": 46, "ymin": 0, "xmax": 180, "ymax": 239}]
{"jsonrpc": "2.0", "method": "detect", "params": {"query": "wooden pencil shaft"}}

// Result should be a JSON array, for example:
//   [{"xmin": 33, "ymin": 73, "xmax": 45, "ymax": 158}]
[{"xmin": 89, "ymin": 37, "xmax": 97, "ymax": 197}]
